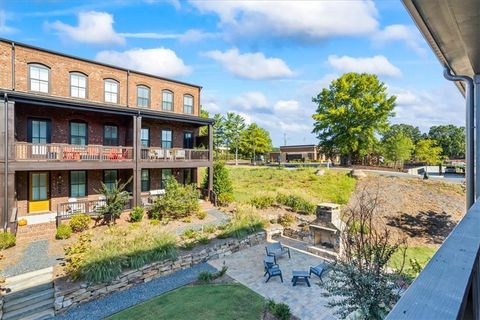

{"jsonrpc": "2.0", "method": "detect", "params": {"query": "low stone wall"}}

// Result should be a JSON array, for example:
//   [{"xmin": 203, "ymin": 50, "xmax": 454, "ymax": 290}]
[
  {"xmin": 283, "ymin": 227, "xmax": 311, "ymax": 243},
  {"xmin": 54, "ymin": 231, "xmax": 266, "ymax": 314}
]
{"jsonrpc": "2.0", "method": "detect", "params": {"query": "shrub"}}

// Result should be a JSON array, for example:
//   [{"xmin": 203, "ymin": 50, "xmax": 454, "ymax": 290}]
[
  {"xmin": 203, "ymin": 161, "xmax": 234, "ymax": 206},
  {"xmin": 249, "ymin": 195, "xmax": 275, "ymax": 209},
  {"xmin": 181, "ymin": 240, "xmax": 197, "ymax": 250},
  {"xmin": 197, "ymin": 266, "xmax": 228, "ymax": 283},
  {"xmin": 150, "ymin": 219, "xmax": 160, "ymax": 225},
  {"xmin": 278, "ymin": 213, "xmax": 296, "ymax": 227},
  {"xmin": 266, "ymin": 300, "xmax": 292, "ymax": 320},
  {"xmin": 56, "ymin": 224, "xmax": 72, "ymax": 240},
  {"xmin": 0, "ymin": 232, "xmax": 16, "ymax": 249},
  {"xmin": 149, "ymin": 177, "xmax": 200, "ymax": 220},
  {"xmin": 95, "ymin": 177, "xmax": 132, "ymax": 225},
  {"xmin": 196, "ymin": 211, "xmax": 208, "ymax": 220},
  {"xmin": 65, "ymin": 229, "xmax": 177, "ymax": 283},
  {"xmin": 276, "ymin": 194, "xmax": 315, "ymax": 215},
  {"xmin": 203, "ymin": 224, "xmax": 217, "ymax": 234},
  {"xmin": 129, "ymin": 207, "xmax": 144, "ymax": 222},
  {"xmin": 197, "ymin": 234, "xmax": 210, "ymax": 244},
  {"xmin": 69, "ymin": 213, "xmax": 91, "ymax": 232},
  {"xmin": 182, "ymin": 228, "xmax": 199, "ymax": 239},
  {"xmin": 219, "ymin": 205, "xmax": 265, "ymax": 239}
]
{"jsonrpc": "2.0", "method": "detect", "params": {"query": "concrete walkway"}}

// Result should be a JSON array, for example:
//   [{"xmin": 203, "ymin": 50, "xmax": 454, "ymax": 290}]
[
  {"xmin": 208, "ymin": 243, "xmax": 337, "ymax": 320},
  {"xmin": 54, "ymin": 263, "xmax": 217, "ymax": 320}
]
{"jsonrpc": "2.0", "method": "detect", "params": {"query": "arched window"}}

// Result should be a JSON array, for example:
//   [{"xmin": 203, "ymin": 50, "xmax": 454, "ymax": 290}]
[
  {"xmin": 137, "ymin": 85, "xmax": 150, "ymax": 108},
  {"xmin": 70, "ymin": 72, "xmax": 87, "ymax": 99},
  {"xmin": 104, "ymin": 79, "xmax": 119, "ymax": 103},
  {"xmin": 28, "ymin": 63, "xmax": 50, "ymax": 93},
  {"xmin": 183, "ymin": 94, "xmax": 194, "ymax": 114},
  {"xmin": 162, "ymin": 90, "xmax": 173, "ymax": 111}
]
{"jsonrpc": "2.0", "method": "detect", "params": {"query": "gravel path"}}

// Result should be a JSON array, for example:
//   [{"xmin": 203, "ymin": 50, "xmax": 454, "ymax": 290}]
[
  {"xmin": 1, "ymin": 240, "xmax": 60, "ymax": 277},
  {"xmin": 55, "ymin": 263, "xmax": 217, "ymax": 320},
  {"xmin": 175, "ymin": 208, "xmax": 229, "ymax": 235}
]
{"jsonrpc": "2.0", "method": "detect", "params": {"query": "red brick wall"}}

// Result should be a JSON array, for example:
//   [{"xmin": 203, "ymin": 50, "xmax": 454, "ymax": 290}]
[
  {"xmin": 142, "ymin": 118, "xmax": 199, "ymax": 148},
  {"xmin": 0, "ymin": 42, "xmax": 200, "ymax": 116},
  {"xmin": 15, "ymin": 103, "xmax": 133, "ymax": 146}
]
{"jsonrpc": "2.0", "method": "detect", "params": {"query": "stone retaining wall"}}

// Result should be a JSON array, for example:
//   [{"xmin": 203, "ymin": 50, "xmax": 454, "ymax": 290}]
[
  {"xmin": 283, "ymin": 227, "xmax": 311, "ymax": 242},
  {"xmin": 54, "ymin": 231, "xmax": 266, "ymax": 314}
]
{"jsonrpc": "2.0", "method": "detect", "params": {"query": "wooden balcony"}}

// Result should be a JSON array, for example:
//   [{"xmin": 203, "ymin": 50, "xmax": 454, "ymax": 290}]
[
  {"xmin": 14, "ymin": 143, "xmax": 134, "ymax": 162},
  {"xmin": 140, "ymin": 148, "xmax": 209, "ymax": 162}
]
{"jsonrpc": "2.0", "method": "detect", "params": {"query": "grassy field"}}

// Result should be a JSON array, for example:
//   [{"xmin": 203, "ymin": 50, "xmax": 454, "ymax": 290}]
[
  {"xmin": 226, "ymin": 166, "xmax": 357, "ymax": 205},
  {"xmin": 389, "ymin": 246, "xmax": 437, "ymax": 279},
  {"xmin": 107, "ymin": 284, "xmax": 264, "ymax": 320}
]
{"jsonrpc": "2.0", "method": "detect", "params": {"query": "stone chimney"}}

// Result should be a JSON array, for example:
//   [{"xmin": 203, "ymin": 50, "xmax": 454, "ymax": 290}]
[{"xmin": 316, "ymin": 203, "xmax": 342, "ymax": 230}]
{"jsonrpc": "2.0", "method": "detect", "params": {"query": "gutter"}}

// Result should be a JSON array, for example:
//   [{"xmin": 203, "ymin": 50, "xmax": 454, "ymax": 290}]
[
  {"xmin": 3, "ymin": 93, "xmax": 8, "ymax": 230},
  {"xmin": 444, "ymin": 66, "xmax": 474, "ymax": 208}
]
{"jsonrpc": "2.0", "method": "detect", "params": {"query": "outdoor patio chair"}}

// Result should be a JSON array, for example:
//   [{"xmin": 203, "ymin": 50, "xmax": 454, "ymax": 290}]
[
  {"xmin": 264, "ymin": 257, "xmax": 283, "ymax": 283},
  {"xmin": 265, "ymin": 242, "xmax": 291, "ymax": 263},
  {"xmin": 309, "ymin": 262, "xmax": 330, "ymax": 283}
]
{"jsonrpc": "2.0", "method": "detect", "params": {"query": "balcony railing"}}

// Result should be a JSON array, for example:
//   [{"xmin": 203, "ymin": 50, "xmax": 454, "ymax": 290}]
[
  {"xmin": 56, "ymin": 196, "xmax": 133, "ymax": 221},
  {"xmin": 141, "ymin": 148, "xmax": 209, "ymax": 161},
  {"xmin": 387, "ymin": 201, "xmax": 480, "ymax": 319},
  {"xmin": 14, "ymin": 143, "xmax": 134, "ymax": 161}
]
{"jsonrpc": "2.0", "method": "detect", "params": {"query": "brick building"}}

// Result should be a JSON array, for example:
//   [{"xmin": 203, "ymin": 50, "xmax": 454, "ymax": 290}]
[{"xmin": 0, "ymin": 39, "xmax": 213, "ymax": 230}]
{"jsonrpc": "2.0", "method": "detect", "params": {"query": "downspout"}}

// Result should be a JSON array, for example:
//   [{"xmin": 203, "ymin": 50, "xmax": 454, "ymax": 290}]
[
  {"xmin": 11, "ymin": 42, "xmax": 15, "ymax": 90},
  {"xmin": 444, "ymin": 66, "xmax": 474, "ymax": 209},
  {"xmin": 4, "ymin": 93, "xmax": 9, "ymax": 230}
]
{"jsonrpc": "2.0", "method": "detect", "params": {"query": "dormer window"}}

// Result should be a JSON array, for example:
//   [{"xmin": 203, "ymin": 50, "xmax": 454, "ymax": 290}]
[{"xmin": 29, "ymin": 64, "xmax": 50, "ymax": 93}]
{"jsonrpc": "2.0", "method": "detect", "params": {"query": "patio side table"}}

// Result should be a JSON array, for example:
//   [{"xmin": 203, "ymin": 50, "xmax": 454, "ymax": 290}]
[{"xmin": 291, "ymin": 271, "xmax": 310, "ymax": 287}]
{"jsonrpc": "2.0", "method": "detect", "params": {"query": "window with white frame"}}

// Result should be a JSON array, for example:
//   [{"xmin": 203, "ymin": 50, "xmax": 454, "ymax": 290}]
[
  {"xmin": 162, "ymin": 90, "xmax": 173, "ymax": 111},
  {"xmin": 183, "ymin": 95, "xmax": 194, "ymax": 114},
  {"xmin": 70, "ymin": 73, "xmax": 87, "ymax": 98},
  {"xmin": 29, "ymin": 64, "xmax": 49, "ymax": 93},
  {"xmin": 104, "ymin": 79, "xmax": 119, "ymax": 103},
  {"xmin": 137, "ymin": 85, "xmax": 150, "ymax": 108}
]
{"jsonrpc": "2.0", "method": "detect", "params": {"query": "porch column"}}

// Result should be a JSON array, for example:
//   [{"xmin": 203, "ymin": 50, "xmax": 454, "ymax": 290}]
[
  {"xmin": 133, "ymin": 115, "xmax": 142, "ymax": 206},
  {"xmin": 475, "ymin": 74, "xmax": 480, "ymax": 203},
  {"xmin": 1, "ymin": 98, "xmax": 15, "ymax": 230},
  {"xmin": 208, "ymin": 124, "xmax": 213, "ymax": 194}
]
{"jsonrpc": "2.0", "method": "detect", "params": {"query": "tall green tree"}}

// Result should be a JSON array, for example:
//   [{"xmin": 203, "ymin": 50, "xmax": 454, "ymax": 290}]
[
  {"xmin": 383, "ymin": 124, "xmax": 422, "ymax": 143},
  {"xmin": 428, "ymin": 125, "xmax": 465, "ymax": 159},
  {"xmin": 415, "ymin": 139, "xmax": 443, "ymax": 165},
  {"xmin": 212, "ymin": 113, "xmax": 226, "ymax": 151},
  {"xmin": 382, "ymin": 132, "xmax": 414, "ymax": 169},
  {"xmin": 223, "ymin": 112, "xmax": 246, "ymax": 165},
  {"xmin": 199, "ymin": 107, "xmax": 210, "ymax": 136},
  {"xmin": 312, "ymin": 73, "xmax": 396, "ymax": 165},
  {"xmin": 240, "ymin": 123, "xmax": 272, "ymax": 162}
]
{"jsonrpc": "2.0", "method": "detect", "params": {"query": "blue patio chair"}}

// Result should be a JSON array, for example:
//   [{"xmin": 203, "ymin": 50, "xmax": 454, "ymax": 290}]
[
  {"xmin": 309, "ymin": 262, "xmax": 329, "ymax": 283},
  {"xmin": 264, "ymin": 256, "xmax": 283, "ymax": 283},
  {"xmin": 265, "ymin": 242, "xmax": 291, "ymax": 263}
]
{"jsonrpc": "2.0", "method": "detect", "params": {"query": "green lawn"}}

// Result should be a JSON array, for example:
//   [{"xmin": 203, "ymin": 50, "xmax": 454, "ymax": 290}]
[
  {"xmin": 106, "ymin": 284, "xmax": 265, "ymax": 320},
  {"xmin": 227, "ymin": 166, "xmax": 356, "ymax": 205},
  {"xmin": 389, "ymin": 246, "xmax": 437, "ymax": 280}
]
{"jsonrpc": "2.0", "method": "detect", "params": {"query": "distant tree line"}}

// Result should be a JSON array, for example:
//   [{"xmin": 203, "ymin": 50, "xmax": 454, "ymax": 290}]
[
  {"xmin": 312, "ymin": 72, "xmax": 465, "ymax": 168},
  {"xmin": 200, "ymin": 109, "xmax": 272, "ymax": 164}
]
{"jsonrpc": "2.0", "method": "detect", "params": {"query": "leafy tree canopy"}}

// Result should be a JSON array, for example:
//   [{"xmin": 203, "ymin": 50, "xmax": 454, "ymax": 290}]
[
  {"xmin": 383, "ymin": 124, "xmax": 422, "ymax": 144},
  {"xmin": 415, "ymin": 139, "xmax": 443, "ymax": 165},
  {"xmin": 382, "ymin": 132, "xmax": 414, "ymax": 168},
  {"xmin": 240, "ymin": 123, "xmax": 272, "ymax": 160},
  {"xmin": 199, "ymin": 107, "xmax": 210, "ymax": 136},
  {"xmin": 428, "ymin": 125, "xmax": 465, "ymax": 159},
  {"xmin": 312, "ymin": 73, "xmax": 396, "ymax": 164}
]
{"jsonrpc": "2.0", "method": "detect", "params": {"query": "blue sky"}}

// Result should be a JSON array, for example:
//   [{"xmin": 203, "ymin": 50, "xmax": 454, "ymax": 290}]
[{"xmin": 0, "ymin": 0, "xmax": 465, "ymax": 146}]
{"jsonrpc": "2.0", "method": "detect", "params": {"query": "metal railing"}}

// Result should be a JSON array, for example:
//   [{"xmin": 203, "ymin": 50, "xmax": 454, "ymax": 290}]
[
  {"xmin": 14, "ymin": 143, "xmax": 134, "ymax": 161},
  {"xmin": 141, "ymin": 148, "xmax": 209, "ymax": 161},
  {"xmin": 387, "ymin": 202, "xmax": 480, "ymax": 319},
  {"xmin": 56, "ymin": 196, "xmax": 133, "ymax": 221}
]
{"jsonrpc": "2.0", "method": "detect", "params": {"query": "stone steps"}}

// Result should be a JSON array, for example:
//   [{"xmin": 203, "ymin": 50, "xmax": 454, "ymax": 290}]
[
  {"xmin": 2, "ymin": 267, "xmax": 54, "ymax": 320},
  {"xmin": 15, "ymin": 223, "xmax": 56, "ymax": 244}
]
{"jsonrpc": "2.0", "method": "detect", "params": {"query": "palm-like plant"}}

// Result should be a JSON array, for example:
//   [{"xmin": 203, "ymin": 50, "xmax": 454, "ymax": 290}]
[{"xmin": 95, "ymin": 177, "xmax": 132, "ymax": 225}]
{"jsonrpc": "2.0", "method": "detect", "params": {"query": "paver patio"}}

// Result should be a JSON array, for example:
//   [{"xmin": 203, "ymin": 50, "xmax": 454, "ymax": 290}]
[{"xmin": 208, "ymin": 242, "xmax": 338, "ymax": 320}]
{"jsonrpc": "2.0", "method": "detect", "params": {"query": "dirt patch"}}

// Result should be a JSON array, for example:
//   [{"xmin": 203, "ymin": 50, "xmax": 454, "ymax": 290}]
[{"xmin": 346, "ymin": 175, "xmax": 465, "ymax": 247}]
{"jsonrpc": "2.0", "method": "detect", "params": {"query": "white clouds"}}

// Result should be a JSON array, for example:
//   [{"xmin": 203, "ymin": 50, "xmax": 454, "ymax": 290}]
[
  {"xmin": 203, "ymin": 48, "xmax": 294, "ymax": 80},
  {"xmin": 389, "ymin": 85, "xmax": 464, "ymax": 131},
  {"xmin": 230, "ymin": 92, "xmax": 269, "ymax": 110},
  {"xmin": 373, "ymin": 24, "xmax": 426, "ymax": 56},
  {"xmin": 190, "ymin": 0, "xmax": 378, "ymax": 41},
  {"xmin": 273, "ymin": 100, "xmax": 300, "ymax": 114},
  {"xmin": 48, "ymin": 11, "xmax": 125, "ymax": 45},
  {"xmin": 327, "ymin": 55, "xmax": 402, "ymax": 78},
  {"xmin": 95, "ymin": 48, "xmax": 191, "ymax": 77},
  {"xmin": 0, "ymin": 10, "xmax": 16, "ymax": 34}
]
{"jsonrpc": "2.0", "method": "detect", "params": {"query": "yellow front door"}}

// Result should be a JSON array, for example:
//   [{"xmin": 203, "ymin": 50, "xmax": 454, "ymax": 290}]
[{"xmin": 29, "ymin": 172, "xmax": 50, "ymax": 213}]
